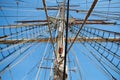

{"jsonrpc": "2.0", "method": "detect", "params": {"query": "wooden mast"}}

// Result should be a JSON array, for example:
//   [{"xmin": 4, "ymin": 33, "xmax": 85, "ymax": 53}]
[{"xmin": 54, "ymin": 2, "xmax": 68, "ymax": 80}]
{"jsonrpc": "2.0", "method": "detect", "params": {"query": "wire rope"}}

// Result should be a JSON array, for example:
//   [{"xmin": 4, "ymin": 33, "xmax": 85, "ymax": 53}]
[
  {"xmin": 71, "ymin": 48, "xmax": 83, "ymax": 80},
  {"xmin": 63, "ymin": 0, "xmax": 69, "ymax": 80},
  {"xmin": 35, "ymin": 37, "xmax": 50, "ymax": 80},
  {"xmin": 42, "ymin": 0, "xmax": 56, "ymax": 56},
  {"xmin": 68, "ymin": 0, "xmax": 98, "ymax": 53}
]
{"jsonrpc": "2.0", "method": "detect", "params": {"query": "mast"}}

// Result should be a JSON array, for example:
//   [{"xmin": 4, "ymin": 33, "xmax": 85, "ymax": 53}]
[{"xmin": 54, "ymin": 2, "xmax": 68, "ymax": 80}]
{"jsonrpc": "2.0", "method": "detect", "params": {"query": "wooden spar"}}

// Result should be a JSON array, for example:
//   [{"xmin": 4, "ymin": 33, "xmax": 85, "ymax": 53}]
[
  {"xmin": 16, "ymin": 20, "xmax": 48, "ymax": 23},
  {"xmin": 0, "ymin": 20, "xmax": 115, "ymax": 28},
  {"xmin": 74, "ymin": 20, "xmax": 116, "ymax": 25},
  {"xmin": 0, "ymin": 37, "xmax": 119, "ymax": 44},
  {"xmin": 0, "ymin": 20, "xmax": 115, "ymax": 29},
  {"xmin": 0, "ymin": 23, "xmax": 48, "ymax": 28},
  {"xmin": 16, "ymin": 19, "xmax": 116, "ymax": 24}
]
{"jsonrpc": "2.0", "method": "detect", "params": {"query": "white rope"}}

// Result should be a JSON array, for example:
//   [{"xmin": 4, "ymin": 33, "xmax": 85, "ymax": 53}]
[
  {"xmin": 21, "ymin": 57, "xmax": 43, "ymax": 80},
  {"xmin": 0, "ymin": 42, "xmax": 36, "ymax": 76},
  {"xmin": 38, "ymin": 45, "xmax": 54, "ymax": 80},
  {"xmin": 0, "ymin": 29, "xmax": 44, "ymax": 53},
  {"xmin": 0, "ymin": 39, "xmax": 30, "ymax": 53},
  {"xmin": 35, "ymin": 38, "xmax": 50, "ymax": 80},
  {"xmin": 8, "ymin": 66, "xmax": 14, "ymax": 80},
  {"xmin": 76, "ymin": 43, "xmax": 112, "ymax": 80},
  {"xmin": 11, "ymin": 43, "xmax": 41, "ymax": 68},
  {"xmin": 71, "ymin": 47, "xmax": 83, "ymax": 80},
  {"xmin": 49, "ymin": 48, "xmax": 55, "ymax": 80},
  {"xmin": 0, "ymin": 33, "xmax": 41, "ymax": 64}
]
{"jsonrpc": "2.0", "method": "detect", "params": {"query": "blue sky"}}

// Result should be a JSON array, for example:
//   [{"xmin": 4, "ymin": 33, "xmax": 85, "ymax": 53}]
[{"xmin": 0, "ymin": 0, "xmax": 120, "ymax": 80}]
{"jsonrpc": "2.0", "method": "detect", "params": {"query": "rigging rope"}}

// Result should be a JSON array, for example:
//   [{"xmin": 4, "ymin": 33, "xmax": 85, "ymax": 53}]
[
  {"xmin": 72, "ymin": 26, "xmax": 120, "ymax": 72},
  {"xmin": 75, "ymin": 43, "xmax": 112, "ymax": 80},
  {"xmin": 35, "ymin": 38, "xmax": 50, "ymax": 80},
  {"xmin": 106, "ymin": 0, "xmax": 111, "ymax": 20},
  {"xmin": 0, "ymin": 26, "xmax": 48, "ymax": 61},
  {"xmin": 67, "ymin": 0, "xmax": 98, "ymax": 53},
  {"xmin": 0, "ymin": 19, "xmax": 49, "ymax": 79},
  {"xmin": 49, "ymin": 53, "xmax": 54, "ymax": 80},
  {"xmin": 70, "ymin": 28, "xmax": 118, "ymax": 79},
  {"xmin": 43, "ymin": 46, "xmax": 53, "ymax": 80},
  {"xmin": 42, "ymin": 0, "xmax": 56, "ymax": 57},
  {"xmin": 68, "ymin": 56, "xmax": 72, "ymax": 80},
  {"xmin": 8, "ymin": 66, "xmax": 14, "ymax": 80},
  {"xmin": 0, "ymin": 30, "xmax": 46, "ymax": 64},
  {"xmin": 81, "ymin": 43, "xmax": 117, "ymax": 80},
  {"xmin": 63, "ymin": 0, "xmax": 69, "ymax": 80},
  {"xmin": 71, "ymin": 48, "xmax": 83, "ymax": 80},
  {"xmin": 70, "ymin": 25, "xmax": 120, "ymax": 79},
  {"xmin": 10, "ymin": 42, "xmax": 41, "ymax": 68}
]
